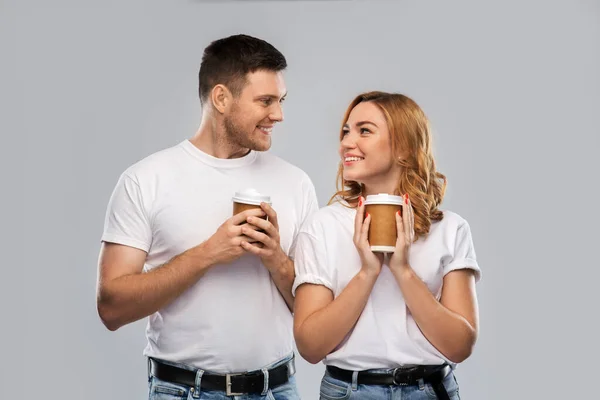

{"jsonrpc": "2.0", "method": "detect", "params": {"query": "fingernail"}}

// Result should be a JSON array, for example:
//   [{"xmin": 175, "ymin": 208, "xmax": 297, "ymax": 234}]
[
  {"xmin": 359, "ymin": 197, "xmax": 363, "ymax": 207},
  {"xmin": 404, "ymin": 194, "xmax": 409, "ymax": 204},
  {"xmin": 397, "ymin": 210, "xmax": 401, "ymax": 216},
  {"xmin": 365, "ymin": 212, "xmax": 369, "ymax": 218}
]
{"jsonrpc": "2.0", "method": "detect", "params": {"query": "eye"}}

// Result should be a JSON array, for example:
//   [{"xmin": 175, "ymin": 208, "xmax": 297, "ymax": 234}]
[
  {"xmin": 342, "ymin": 129, "xmax": 350, "ymax": 136},
  {"xmin": 279, "ymin": 97, "xmax": 286, "ymax": 104},
  {"xmin": 261, "ymin": 98, "xmax": 273, "ymax": 106},
  {"xmin": 360, "ymin": 127, "xmax": 371, "ymax": 134}
]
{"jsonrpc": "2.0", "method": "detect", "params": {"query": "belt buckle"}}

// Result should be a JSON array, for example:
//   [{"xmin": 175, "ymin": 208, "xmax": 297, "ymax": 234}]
[
  {"xmin": 392, "ymin": 368, "xmax": 409, "ymax": 386},
  {"xmin": 225, "ymin": 373, "xmax": 244, "ymax": 396}
]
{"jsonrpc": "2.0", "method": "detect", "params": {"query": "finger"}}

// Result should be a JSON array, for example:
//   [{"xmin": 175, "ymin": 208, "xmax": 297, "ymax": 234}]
[
  {"xmin": 231, "ymin": 208, "xmax": 267, "ymax": 226},
  {"xmin": 241, "ymin": 240, "xmax": 266, "ymax": 255},
  {"xmin": 241, "ymin": 225, "xmax": 276, "ymax": 248},
  {"xmin": 354, "ymin": 196, "xmax": 365, "ymax": 242},
  {"xmin": 246, "ymin": 215, "xmax": 272, "ymax": 232},
  {"xmin": 360, "ymin": 212, "xmax": 371, "ymax": 246},
  {"xmin": 247, "ymin": 216, "xmax": 279, "ymax": 242},
  {"xmin": 260, "ymin": 202, "xmax": 279, "ymax": 231},
  {"xmin": 405, "ymin": 195, "xmax": 415, "ymax": 242},
  {"xmin": 395, "ymin": 210, "xmax": 405, "ymax": 245},
  {"xmin": 238, "ymin": 222, "xmax": 261, "ymax": 232},
  {"xmin": 403, "ymin": 207, "xmax": 411, "ymax": 244},
  {"xmin": 232, "ymin": 223, "xmax": 258, "ymax": 242}
]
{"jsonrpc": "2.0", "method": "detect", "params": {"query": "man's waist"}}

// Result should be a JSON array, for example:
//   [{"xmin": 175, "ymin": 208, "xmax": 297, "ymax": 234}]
[
  {"xmin": 144, "ymin": 345, "xmax": 294, "ymax": 374},
  {"xmin": 148, "ymin": 354, "xmax": 296, "ymax": 396}
]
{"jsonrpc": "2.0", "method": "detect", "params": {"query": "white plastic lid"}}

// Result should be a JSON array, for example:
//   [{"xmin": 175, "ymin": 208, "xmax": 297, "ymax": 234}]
[
  {"xmin": 363, "ymin": 193, "xmax": 403, "ymax": 206},
  {"xmin": 232, "ymin": 188, "xmax": 271, "ymax": 205}
]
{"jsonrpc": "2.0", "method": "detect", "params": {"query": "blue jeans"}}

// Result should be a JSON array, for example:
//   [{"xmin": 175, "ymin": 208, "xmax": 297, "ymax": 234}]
[
  {"xmin": 319, "ymin": 368, "xmax": 461, "ymax": 400},
  {"xmin": 148, "ymin": 354, "xmax": 300, "ymax": 400}
]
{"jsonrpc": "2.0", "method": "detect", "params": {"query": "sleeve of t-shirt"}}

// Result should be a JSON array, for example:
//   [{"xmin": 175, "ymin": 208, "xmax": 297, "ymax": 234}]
[
  {"xmin": 101, "ymin": 172, "xmax": 152, "ymax": 252},
  {"xmin": 288, "ymin": 174, "xmax": 319, "ymax": 260},
  {"xmin": 292, "ymin": 227, "xmax": 334, "ymax": 296},
  {"xmin": 442, "ymin": 221, "xmax": 481, "ymax": 282}
]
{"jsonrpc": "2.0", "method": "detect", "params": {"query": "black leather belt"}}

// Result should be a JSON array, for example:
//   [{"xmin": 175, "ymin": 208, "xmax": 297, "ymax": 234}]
[
  {"xmin": 327, "ymin": 364, "xmax": 452, "ymax": 400},
  {"xmin": 149, "ymin": 357, "xmax": 294, "ymax": 396}
]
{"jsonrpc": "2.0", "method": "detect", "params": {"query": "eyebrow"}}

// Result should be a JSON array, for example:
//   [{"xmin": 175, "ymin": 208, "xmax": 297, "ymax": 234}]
[
  {"xmin": 343, "ymin": 120, "xmax": 378, "ymax": 129},
  {"xmin": 255, "ymin": 92, "xmax": 287, "ymax": 100}
]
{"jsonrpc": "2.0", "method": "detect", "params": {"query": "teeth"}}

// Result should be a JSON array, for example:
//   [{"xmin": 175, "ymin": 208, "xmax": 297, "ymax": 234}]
[
  {"xmin": 258, "ymin": 126, "xmax": 272, "ymax": 132},
  {"xmin": 345, "ymin": 157, "xmax": 363, "ymax": 162}
]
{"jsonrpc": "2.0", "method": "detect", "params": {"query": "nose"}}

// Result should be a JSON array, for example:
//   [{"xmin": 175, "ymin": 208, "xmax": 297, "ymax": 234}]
[
  {"xmin": 339, "ymin": 132, "xmax": 357, "ymax": 158},
  {"xmin": 269, "ymin": 103, "xmax": 284, "ymax": 123},
  {"xmin": 340, "ymin": 132, "xmax": 356, "ymax": 150}
]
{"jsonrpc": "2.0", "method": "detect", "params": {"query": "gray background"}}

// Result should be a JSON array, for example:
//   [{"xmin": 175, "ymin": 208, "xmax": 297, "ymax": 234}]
[{"xmin": 2, "ymin": 0, "xmax": 599, "ymax": 399}]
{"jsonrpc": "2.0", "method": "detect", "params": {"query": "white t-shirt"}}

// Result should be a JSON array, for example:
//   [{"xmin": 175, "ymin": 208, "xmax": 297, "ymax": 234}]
[
  {"xmin": 102, "ymin": 140, "xmax": 318, "ymax": 373},
  {"xmin": 292, "ymin": 200, "xmax": 481, "ymax": 370}
]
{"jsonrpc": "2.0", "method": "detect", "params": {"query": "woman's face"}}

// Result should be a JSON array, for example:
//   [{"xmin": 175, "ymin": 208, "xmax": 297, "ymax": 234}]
[{"xmin": 339, "ymin": 101, "xmax": 400, "ymax": 189}]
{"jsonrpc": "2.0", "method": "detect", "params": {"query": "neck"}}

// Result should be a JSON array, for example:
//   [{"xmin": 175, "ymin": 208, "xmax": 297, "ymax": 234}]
[
  {"xmin": 189, "ymin": 109, "xmax": 250, "ymax": 159},
  {"xmin": 362, "ymin": 169, "xmax": 403, "ymax": 197}
]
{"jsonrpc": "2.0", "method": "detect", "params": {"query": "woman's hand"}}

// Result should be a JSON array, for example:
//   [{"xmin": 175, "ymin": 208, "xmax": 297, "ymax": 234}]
[
  {"xmin": 389, "ymin": 194, "xmax": 415, "ymax": 272},
  {"xmin": 354, "ymin": 196, "xmax": 384, "ymax": 277}
]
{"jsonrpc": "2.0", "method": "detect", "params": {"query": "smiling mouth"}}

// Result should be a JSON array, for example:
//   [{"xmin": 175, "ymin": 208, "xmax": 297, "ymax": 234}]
[
  {"xmin": 257, "ymin": 126, "xmax": 273, "ymax": 135},
  {"xmin": 344, "ymin": 156, "xmax": 364, "ymax": 164}
]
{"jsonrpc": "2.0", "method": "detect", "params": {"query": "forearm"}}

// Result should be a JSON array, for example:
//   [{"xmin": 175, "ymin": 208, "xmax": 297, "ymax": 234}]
[
  {"xmin": 97, "ymin": 244, "xmax": 213, "ymax": 330},
  {"xmin": 267, "ymin": 255, "xmax": 296, "ymax": 311},
  {"xmin": 295, "ymin": 270, "xmax": 377, "ymax": 364},
  {"xmin": 392, "ymin": 267, "xmax": 477, "ymax": 363}
]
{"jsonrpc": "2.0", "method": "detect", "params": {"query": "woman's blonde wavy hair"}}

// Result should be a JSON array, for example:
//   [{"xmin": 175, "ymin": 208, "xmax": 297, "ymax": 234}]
[{"xmin": 329, "ymin": 91, "xmax": 447, "ymax": 240}]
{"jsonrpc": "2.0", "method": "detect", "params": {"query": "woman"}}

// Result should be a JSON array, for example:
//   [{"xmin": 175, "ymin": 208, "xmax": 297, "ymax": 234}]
[{"xmin": 292, "ymin": 92, "xmax": 481, "ymax": 400}]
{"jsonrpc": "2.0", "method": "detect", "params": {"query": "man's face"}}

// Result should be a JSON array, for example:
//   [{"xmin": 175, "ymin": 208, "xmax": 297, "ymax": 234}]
[{"xmin": 223, "ymin": 70, "xmax": 287, "ymax": 152}]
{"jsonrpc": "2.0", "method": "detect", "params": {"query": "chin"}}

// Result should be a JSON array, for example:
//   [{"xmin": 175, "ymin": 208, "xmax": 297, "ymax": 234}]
[
  {"xmin": 250, "ymin": 139, "xmax": 271, "ymax": 152},
  {"xmin": 342, "ymin": 172, "xmax": 364, "ymax": 183}
]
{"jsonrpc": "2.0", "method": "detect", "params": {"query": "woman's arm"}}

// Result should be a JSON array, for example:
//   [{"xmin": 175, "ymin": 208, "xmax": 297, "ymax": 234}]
[
  {"xmin": 390, "ymin": 195, "xmax": 479, "ymax": 363},
  {"xmin": 294, "ymin": 198, "xmax": 384, "ymax": 364},
  {"xmin": 391, "ymin": 267, "xmax": 479, "ymax": 363},
  {"xmin": 293, "ymin": 269, "xmax": 378, "ymax": 364}
]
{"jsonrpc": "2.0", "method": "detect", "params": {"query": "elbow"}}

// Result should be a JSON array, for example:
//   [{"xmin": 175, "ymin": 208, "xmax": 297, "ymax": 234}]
[
  {"xmin": 96, "ymin": 289, "xmax": 123, "ymax": 332},
  {"xmin": 298, "ymin": 347, "xmax": 325, "ymax": 365},
  {"xmin": 446, "ymin": 346, "xmax": 474, "ymax": 364},
  {"xmin": 445, "ymin": 326, "xmax": 477, "ymax": 363},
  {"xmin": 294, "ymin": 329, "xmax": 325, "ymax": 364},
  {"xmin": 97, "ymin": 301, "xmax": 121, "ymax": 331}
]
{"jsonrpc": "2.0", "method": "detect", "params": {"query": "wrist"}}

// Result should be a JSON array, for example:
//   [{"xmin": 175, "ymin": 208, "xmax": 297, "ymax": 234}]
[
  {"xmin": 391, "ymin": 263, "xmax": 414, "ymax": 281},
  {"xmin": 266, "ymin": 247, "xmax": 288, "ymax": 272},
  {"xmin": 358, "ymin": 267, "xmax": 379, "ymax": 282},
  {"xmin": 186, "ymin": 241, "xmax": 216, "ymax": 271}
]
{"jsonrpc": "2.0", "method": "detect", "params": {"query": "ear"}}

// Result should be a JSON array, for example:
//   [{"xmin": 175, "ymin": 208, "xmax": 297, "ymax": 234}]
[{"xmin": 211, "ymin": 84, "xmax": 231, "ymax": 114}]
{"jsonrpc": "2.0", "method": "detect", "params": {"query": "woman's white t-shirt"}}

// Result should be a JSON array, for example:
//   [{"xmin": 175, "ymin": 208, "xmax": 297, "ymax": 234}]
[{"xmin": 292, "ymin": 200, "xmax": 481, "ymax": 370}]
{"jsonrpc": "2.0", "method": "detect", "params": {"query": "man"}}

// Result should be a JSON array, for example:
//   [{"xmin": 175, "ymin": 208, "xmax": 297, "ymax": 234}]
[{"xmin": 97, "ymin": 34, "xmax": 318, "ymax": 399}]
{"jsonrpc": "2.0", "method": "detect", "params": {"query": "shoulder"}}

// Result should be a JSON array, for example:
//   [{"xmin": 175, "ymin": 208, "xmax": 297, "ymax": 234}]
[
  {"xmin": 439, "ymin": 210, "xmax": 468, "ymax": 227},
  {"xmin": 121, "ymin": 142, "xmax": 185, "ymax": 184},
  {"xmin": 300, "ymin": 201, "xmax": 352, "ymax": 234},
  {"xmin": 429, "ymin": 210, "xmax": 472, "ymax": 239},
  {"xmin": 256, "ymin": 152, "xmax": 313, "ymax": 183}
]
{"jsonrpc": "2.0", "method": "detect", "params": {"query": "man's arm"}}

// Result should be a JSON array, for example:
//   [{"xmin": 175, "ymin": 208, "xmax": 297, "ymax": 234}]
[
  {"xmin": 97, "ymin": 242, "xmax": 211, "ymax": 331},
  {"xmin": 240, "ymin": 203, "xmax": 295, "ymax": 310},
  {"xmin": 96, "ymin": 208, "xmax": 266, "ymax": 331},
  {"xmin": 262, "ymin": 250, "xmax": 295, "ymax": 310}
]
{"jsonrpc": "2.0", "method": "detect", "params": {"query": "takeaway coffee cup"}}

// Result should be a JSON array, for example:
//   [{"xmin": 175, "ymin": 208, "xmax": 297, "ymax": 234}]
[
  {"xmin": 364, "ymin": 193, "xmax": 404, "ymax": 253},
  {"xmin": 232, "ymin": 188, "xmax": 271, "ymax": 218},
  {"xmin": 232, "ymin": 189, "xmax": 271, "ymax": 241}
]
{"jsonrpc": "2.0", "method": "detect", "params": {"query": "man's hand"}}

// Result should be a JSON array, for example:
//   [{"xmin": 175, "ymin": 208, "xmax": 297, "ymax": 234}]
[
  {"xmin": 198, "ymin": 208, "xmax": 267, "ymax": 265},
  {"xmin": 239, "ymin": 202, "xmax": 287, "ymax": 272}
]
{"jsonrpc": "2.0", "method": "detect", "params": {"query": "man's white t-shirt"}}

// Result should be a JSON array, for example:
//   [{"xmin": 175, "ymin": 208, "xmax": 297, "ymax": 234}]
[
  {"xmin": 292, "ymin": 200, "xmax": 481, "ymax": 370},
  {"xmin": 102, "ymin": 140, "xmax": 318, "ymax": 373}
]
